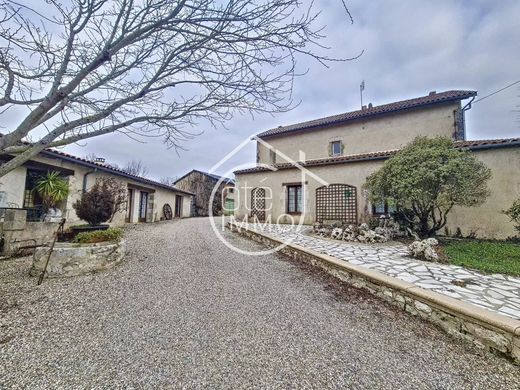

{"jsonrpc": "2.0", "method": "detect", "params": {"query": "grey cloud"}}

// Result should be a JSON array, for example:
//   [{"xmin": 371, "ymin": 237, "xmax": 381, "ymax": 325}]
[{"xmin": 64, "ymin": 0, "xmax": 520, "ymax": 180}]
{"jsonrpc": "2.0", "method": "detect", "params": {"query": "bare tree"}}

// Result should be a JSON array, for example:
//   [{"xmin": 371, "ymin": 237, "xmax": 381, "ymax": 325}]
[
  {"xmin": 160, "ymin": 177, "xmax": 176, "ymax": 186},
  {"xmin": 84, "ymin": 153, "xmax": 100, "ymax": 163},
  {"xmin": 121, "ymin": 160, "xmax": 148, "ymax": 177},
  {"xmin": 0, "ymin": 0, "xmax": 355, "ymax": 178}
]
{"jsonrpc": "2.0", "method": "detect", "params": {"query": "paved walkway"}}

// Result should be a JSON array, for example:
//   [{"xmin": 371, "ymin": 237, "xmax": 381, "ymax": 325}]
[
  {"xmin": 244, "ymin": 223, "xmax": 520, "ymax": 320},
  {"xmin": 1, "ymin": 219, "xmax": 519, "ymax": 388}
]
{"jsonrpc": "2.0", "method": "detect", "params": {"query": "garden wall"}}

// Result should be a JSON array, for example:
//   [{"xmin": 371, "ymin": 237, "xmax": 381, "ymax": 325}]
[
  {"xmin": 31, "ymin": 240, "xmax": 125, "ymax": 277},
  {"xmin": 0, "ymin": 209, "xmax": 60, "ymax": 256},
  {"xmin": 229, "ymin": 222, "xmax": 520, "ymax": 363}
]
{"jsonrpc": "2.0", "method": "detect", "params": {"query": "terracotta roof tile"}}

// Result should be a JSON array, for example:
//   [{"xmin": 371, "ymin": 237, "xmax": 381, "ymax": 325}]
[
  {"xmin": 0, "ymin": 134, "xmax": 193, "ymax": 195},
  {"xmin": 257, "ymin": 90, "xmax": 477, "ymax": 139},
  {"xmin": 234, "ymin": 137, "xmax": 520, "ymax": 174},
  {"xmin": 40, "ymin": 149, "xmax": 194, "ymax": 196}
]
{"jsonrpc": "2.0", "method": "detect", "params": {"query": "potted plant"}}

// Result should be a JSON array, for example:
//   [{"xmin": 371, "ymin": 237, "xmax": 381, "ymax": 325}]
[
  {"xmin": 72, "ymin": 179, "xmax": 116, "ymax": 234},
  {"xmin": 35, "ymin": 171, "xmax": 69, "ymax": 221}
]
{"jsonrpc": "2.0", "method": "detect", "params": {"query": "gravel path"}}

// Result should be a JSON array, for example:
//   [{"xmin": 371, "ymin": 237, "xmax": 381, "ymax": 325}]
[{"xmin": 1, "ymin": 218, "xmax": 519, "ymax": 389}]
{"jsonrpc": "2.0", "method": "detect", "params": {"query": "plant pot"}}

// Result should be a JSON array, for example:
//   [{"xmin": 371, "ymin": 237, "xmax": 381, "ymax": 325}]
[
  {"xmin": 57, "ymin": 231, "xmax": 75, "ymax": 242},
  {"xmin": 71, "ymin": 224, "xmax": 110, "ymax": 236}
]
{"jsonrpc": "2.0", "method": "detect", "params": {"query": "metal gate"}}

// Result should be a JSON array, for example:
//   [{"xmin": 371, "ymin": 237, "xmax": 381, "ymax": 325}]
[
  {"xmin": 316, "ymin": 184, "xmax": 357, "ymax": 223},
  {"xmin": 250, "ymin": 187, "xmax": 266, "ymax": 221}
]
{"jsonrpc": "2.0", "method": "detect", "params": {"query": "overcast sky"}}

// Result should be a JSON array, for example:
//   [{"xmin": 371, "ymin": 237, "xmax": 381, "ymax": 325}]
[{"xmin": 63, "ymin": 0, "xmax": 520, "ymax": 182}]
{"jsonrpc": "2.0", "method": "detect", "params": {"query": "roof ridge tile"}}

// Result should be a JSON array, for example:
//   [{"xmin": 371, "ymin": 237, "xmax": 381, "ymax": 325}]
[{"xmin": 257, "ymin": 90, "xmax": 477, "ymax": 138}]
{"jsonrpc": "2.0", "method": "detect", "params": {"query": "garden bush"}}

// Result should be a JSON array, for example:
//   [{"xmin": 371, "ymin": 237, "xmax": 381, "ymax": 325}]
[
  {"xmin": 73, "ymin": 179, "xmax": 116, "ymax": 225},
  {"xmin": 73, "ymin": 228, "xmax": 123, "ymax": 244},
  {"xmin": 364, "ymin": 136, "xmax": 491, "ymax": 237}
]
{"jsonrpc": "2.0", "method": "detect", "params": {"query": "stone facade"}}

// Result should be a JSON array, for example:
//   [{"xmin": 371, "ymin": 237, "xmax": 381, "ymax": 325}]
[
  {"xmin": 235, "ymin": 143, "xmax": 520, "ymax": 240},
  {"xmin": 234, "ymin": 90, "xmax": 520, "ymax": 239},
  {"xmin": 256, "ymin": 101, "xmax": 462, "ymax": 164},
  {"xmin": 230, "ymin": 223, "xmax": 520, "ymax": 363},
  {"xmin": 31, "ymin": 240, "xmax": 125, "ymax": 277},
  {"xmin": 0, "ymin": 152, "xmax": 193, "ymax": 227},
  {"xmin": 174, "ymin": 170, "xmax": 234, "ymax": 217}
]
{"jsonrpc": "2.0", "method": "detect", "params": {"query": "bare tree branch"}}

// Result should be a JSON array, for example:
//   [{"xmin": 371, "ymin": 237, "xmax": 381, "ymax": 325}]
[{"xmin": 0, "ymin": 0, "xmax": 357, "ymax": 178}]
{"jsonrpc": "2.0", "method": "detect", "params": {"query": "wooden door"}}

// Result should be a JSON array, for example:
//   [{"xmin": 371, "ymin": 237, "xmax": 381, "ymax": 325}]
[
  {"xmin": 175, "ymin": 195, "xmax": 183, "ymax": 218},
  {"xmin": 126, "ymin": 188, "xmax": 134, "ymax": 222}
]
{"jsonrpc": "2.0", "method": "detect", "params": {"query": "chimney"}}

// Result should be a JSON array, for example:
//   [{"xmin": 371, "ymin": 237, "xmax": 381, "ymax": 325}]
[
  {"xmin": 429, "ymin": 91, "xmax": 437, "ymax": 96},
  {"xmin": 94, "ymin": 157, "xmax": 106, "ymax": 164},
  {"xmin": 362, "ymin": 105, "xmax": 367, "ymax": 110},
  {"xmin": 368, "ymin": 103, "xmax": 373, "ymax": 109}
]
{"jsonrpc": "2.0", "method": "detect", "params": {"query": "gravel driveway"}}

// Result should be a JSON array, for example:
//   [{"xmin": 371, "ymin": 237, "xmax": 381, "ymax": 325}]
[{"xmin": 1, "ymin": 218, "xmax": 519, "ymax": 389}]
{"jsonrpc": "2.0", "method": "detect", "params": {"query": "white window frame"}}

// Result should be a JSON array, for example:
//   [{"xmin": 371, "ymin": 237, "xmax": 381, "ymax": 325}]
[{"xmin": 331, "ymin": 141, "xmax": 342, "ymax": 157}]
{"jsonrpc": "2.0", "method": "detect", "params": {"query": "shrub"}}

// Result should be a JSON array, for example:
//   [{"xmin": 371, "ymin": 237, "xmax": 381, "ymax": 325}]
[
  {"xmin": 504, "ymin": 199, "xmax": 520, "ymax": 234},
  {"xmin": 73, "ymin": 180, "xmax": 116, "ymax": 225},
  {"xmin": 364, "ymin": 136, "xmax": 491, "ymax": 237},
  {"xmin": 98, "ymin": 177, "xmax": 128, "ymax": 222},
  {"xmin": 73, "ymin": 228, "xmax": 123, "ymax": 244}
]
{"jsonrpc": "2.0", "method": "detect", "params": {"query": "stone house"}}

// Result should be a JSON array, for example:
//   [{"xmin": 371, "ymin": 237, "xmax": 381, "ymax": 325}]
[
  {"xmin": 234, "ymin": 90, "xmax": 520, "ymax": 239},
  {"xmin": 174, "ymin": 170, "xmax": 235, "ymax": 216},
  {"xmin": 0, "ymin": 149, "xmax": 194, "ymax": 226}
]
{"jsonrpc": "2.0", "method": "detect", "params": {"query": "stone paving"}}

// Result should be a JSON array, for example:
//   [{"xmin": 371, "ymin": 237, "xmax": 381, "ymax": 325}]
[{"xmin": 242, "ymin": 223, "xmax": 520, "ymax": 320}]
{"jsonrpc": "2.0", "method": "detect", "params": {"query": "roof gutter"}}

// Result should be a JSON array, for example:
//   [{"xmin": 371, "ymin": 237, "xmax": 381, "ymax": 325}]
[
  {"xmin": 256, "ymin": 95, "xmax": 476, "ymax": 140},
  {"xmin": 234, "ymin": 140, "xmax": 520, "ymax": 174},
  {"xmin": 464, "ymin": 140, "xmax": 520, "ymax": 152},
  {"xmin": 41, "ymin": 150, "xmax": 194, "ymax": 196}
]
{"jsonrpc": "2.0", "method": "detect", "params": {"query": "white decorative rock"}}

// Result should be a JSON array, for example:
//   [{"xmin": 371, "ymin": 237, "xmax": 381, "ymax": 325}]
[
  {"xmin": 425, "ymin": 237, "xmax": 439, "ymax": 246},
  {"xmin": 331, "ymin": 228, "xmax": 343, "ymax": 240},
  {"xmin": 408, "ymin": 238, "xmax": 439, "ymax": 261},
  {"xmin": 359, "ymin": 223, "xmax": 369, "ymax": 231}
]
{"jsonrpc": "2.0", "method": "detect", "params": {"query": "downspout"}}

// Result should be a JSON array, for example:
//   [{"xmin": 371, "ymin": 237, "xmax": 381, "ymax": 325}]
[
  {"xmin": 82, "ymin": 168, "xmax": 97, "ymax": 193},
  {"xmin": 462, "ymin": 96, "xmax": 475, "ymax": 112},
  {"xmin": 458, "ymin": 96, "xmax": 476, "ymax": 141}
]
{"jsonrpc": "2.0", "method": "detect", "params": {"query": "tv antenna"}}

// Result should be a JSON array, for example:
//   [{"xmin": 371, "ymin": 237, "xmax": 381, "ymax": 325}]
[{"xmin": 360, "ymin": 80, "xmax": 365, "ymax": 108}]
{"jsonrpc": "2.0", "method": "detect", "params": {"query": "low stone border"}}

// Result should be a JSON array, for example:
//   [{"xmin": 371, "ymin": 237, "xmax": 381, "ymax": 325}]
[
  {"xmin": 229, "ymin": 223, "xmax": 520, "ymax": 363},
  {"xmin": 30, "ymin": 240, "xmax": 125, "ymax": 278}
]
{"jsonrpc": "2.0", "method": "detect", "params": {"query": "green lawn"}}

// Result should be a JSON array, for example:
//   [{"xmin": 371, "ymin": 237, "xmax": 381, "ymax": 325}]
[{"xmin": 443, "ymin": 240, "xmax": 520, "ymax": 276}]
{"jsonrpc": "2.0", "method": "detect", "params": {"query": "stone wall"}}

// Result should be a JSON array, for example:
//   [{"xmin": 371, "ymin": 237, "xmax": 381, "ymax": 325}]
[
  {"xmin": 175, "ymin": 171, "xmax": 224, "ymax": 216},
  {"xmin": 229, "ymin": 223, "xmax": 520, "ymax": 363},
  {"xmin": 0, "ymin": 209, "xmax": 60, "ymax": 256},
  {"xmin": 31, "ymin": 240, "xmax": 125, "ymax": 277}
]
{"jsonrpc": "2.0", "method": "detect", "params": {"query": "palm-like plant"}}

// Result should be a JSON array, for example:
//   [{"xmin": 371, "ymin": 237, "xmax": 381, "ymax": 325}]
[{"xmin": 35, "ymin": 171, "xmax": 69, "ymax": 211}]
